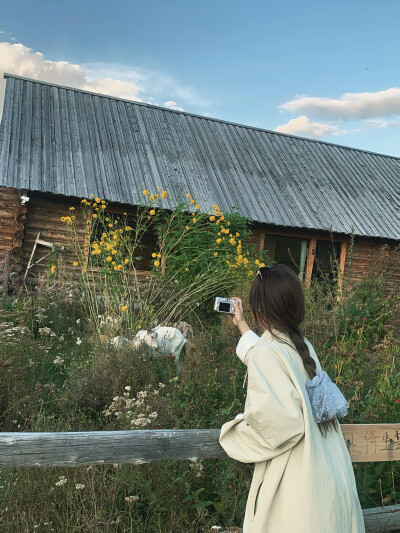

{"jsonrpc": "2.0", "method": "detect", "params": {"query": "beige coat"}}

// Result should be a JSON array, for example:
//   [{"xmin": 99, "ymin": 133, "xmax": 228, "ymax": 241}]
[{"xmin": 219, "ymin": 329, "xmax": 365, "ymax": 533}]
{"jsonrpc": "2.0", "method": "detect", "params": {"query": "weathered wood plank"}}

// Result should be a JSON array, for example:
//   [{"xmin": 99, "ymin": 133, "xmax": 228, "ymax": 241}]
[
  {"xmin": 0, "ymin": 424, "xmax": 399, "ymax": 468},
  {"xmin": 341, "ymin": 424, "xmax": 400, "ymax": 463},
  {"xmin": 363, "ymin": 505, "xmax": 400, "ymax": 533},
  {"xmin": 0, "ymin": 429, "xmax": 223, "ymax": 467}
]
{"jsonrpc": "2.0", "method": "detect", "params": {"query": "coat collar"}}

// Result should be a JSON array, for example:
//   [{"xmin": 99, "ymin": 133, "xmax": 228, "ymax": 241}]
[{"xmin": 260, "ymin": 327, "xmax": 290, "ymax": 343}]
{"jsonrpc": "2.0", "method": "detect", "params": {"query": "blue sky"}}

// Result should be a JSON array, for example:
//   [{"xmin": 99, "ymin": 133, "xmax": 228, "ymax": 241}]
[{"xmin": 1, "ymin": 0, "xmax": 400, "ymax": 155}]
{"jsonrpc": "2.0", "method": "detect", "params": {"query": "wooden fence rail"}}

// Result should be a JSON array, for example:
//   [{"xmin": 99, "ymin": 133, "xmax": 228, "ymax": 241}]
[{"xmin": 1, "ymin": 424, "xmax": 400, "ymax": 532}]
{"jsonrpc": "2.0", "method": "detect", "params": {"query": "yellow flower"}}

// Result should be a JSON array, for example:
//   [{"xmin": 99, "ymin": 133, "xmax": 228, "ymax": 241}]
[
  {"xmin": 73, "ymin": 261, "xmax": 78, "ymax": 267},
  {"xmin": 112, "ymin": 261, "xmax": 116, "ymax": 265},
  {"xmin": 157, "ymin": 253, "xmax": 161, "ymax": 258},
  {"xmin": 112, "ymin": 249, "xmax": 117, "ymax": 255},
  {"xmin": 260, "ymin": 263, "xmax": 266, "ymax": 267},
  {"xmin": 143, "ymin": 190, "xmax": 149, "ymax": 196},
  {"xmin": 150, "ymin": 209, "xmax": 156, "ymax": 215},
  {"xmin": 108, "ymin": 223, "xmax": 113, "ymax": 228},
  {"xmin": 92, "ymin": 214, "xmax": 97, "ymax": 219},
  {"xmin": 95, "ymin": 197, "xmax": 101, "ymax": 203},
  {"xmin": 125, "ymin": 226, "xmax": 132, "ymax": 231},
  {"xmin": 220, "ymin": 215, "xmax": 224, "ymax": 221},
  {"xmin": 152, "ymin": 252, "xmax": 157, "ymax": 258},
  {"xmin": 186, "ymin": 193, "xmax": 191, "ymax": 198},
  {"xmin": 236, "ymin": 232, "xmax": 240, "ymax": 237},
  {"xmin": 105, "ymin": 217, "xmax": 109, "ymax": 221},
  {"xmin": 192, "ymin": 218, "xmax": 197, "ymax": 223},
  {"xmin": 230, "ymin": 238, "xmax": 236, "ymax": 246},
  {"xmin": 69, "ymin": 207, "xmax": 75, "ymax": 211},
  {"xmin": 162, "ymin": 191, "xmax": 167, "ymax": 198},
  {"xmin": 243, "ymin": 258, "xmax": 249, "ymax": 264},
  {"xmin": 186, "ymin": 225, "xmax": 190, "ymax": 230},
  {"xmin": 214, "ymin": 252, "xmax": 218, "ymax": 257},
  {"xmin": 50, "ymin": 265, "xmax": 56, "ymax": 274},
  {"xmin": 209, "ymin": 215, "xmax": 215, "ymax": 222},
  {"xmin": 216, "ymin": 219, "xmax": 220, "ymax": 225},
  {"xmin": 150, "ymin": 195, "xmax": 155, "ymax": 201},
  {"xmin": 82, "ymin": 268, "xmax": 87, "ymax": 273},
  {"xmin": 190, "ymin": 199, "xmax": 195, "ymax": 204},
  {"xmin": 106, "ymin": 256, "xmax": 112, "ymax": 262},
  {"xmin": 102, "ymin": 200, "xmax": 106, "ymax": 204},
  {"xmin": 227, "ymin": 221, "xmax": 231, "ymax": 226},
  {"xmin": 255, "ymin": 259, "xmax": 260, "ymax": 265},
  {"xmin": 121, "ymin": 305, "xmax": 128, "ymax": 312},
  {"xmin": 216, "ymin": 238, "xmax": 222, "ymax": 244},
  {"xmin": 90, "ymin": 194, "xmax": 94, "ymax": 197},
  {"xmin": 124, "ymin": 258, "xmax": 129, "ymax": 264},
  {"xmin": 101, "ymin": 204, "xmax": 106, "ymax": 209},
  {"xmin": 60, "ymin": 217, "xmax": 65, "ymax": 222},
  {"xmin": 158, "ymin": 186, "xmax": 162, "ymax": 191},
  {"xmin": 185, "ymin": 267, "xmax": 189, "ymax": 271},
  {"xmin": 155, "ymin": 193, "xmax": 159, "ymax": 198},
  {"xmin": 154, "ymin": 260, "xmax": 160, "ymax": 267},
  {"xmin": 195, "ymin": 204, "xmax": 199, "ymax": 210}
]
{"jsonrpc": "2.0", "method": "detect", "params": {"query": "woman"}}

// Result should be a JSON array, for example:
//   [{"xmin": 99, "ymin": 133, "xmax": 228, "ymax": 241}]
[{"xmin": 219, "ymin": 264, "xmax": 365, "ymax": 533}]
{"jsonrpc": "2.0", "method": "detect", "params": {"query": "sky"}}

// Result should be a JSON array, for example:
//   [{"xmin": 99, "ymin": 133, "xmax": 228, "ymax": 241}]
[{"xmin": 1, "ymin": 0, "xmax": 400, "ymax": 156}]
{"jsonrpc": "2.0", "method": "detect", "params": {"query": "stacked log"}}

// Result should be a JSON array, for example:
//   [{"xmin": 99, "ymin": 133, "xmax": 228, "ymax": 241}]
[{"xmin": 0, "ymin": 187, "xmax": 27, "ymax": 293}]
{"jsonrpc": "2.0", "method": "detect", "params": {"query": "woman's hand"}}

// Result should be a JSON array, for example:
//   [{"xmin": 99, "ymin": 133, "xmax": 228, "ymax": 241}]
[{"xmin": 231, "ymin": 297, "xmax": 250, "ymax": 335}]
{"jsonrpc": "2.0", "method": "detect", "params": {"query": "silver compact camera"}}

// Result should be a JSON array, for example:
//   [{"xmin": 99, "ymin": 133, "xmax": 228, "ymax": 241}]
[{"xmin": 214, "ymin": 296, "xmax": 236, "ymax": 314}]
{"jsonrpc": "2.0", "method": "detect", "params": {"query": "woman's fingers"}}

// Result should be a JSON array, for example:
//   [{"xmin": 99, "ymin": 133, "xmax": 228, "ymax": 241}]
[{"xmin": 231, "ymin": 296, "xmax": 244, "ymax": 322}]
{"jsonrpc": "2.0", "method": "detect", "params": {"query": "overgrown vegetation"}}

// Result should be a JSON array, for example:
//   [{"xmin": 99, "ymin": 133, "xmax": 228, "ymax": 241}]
[{"xmin": 0, "ymin": 191, "xmax": 399, "ymax": 532}]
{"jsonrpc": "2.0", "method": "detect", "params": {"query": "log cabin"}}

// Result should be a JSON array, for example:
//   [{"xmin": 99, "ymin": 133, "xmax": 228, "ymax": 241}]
[{"xmin": 0, "ymin": 73, "xmax": 399, "ymax": 294}]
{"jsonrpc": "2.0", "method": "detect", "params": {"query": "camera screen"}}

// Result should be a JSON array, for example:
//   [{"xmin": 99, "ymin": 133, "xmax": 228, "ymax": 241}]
[{"xmin": 219, "ymin": 302, "xmax": 231, "ymax": 312}]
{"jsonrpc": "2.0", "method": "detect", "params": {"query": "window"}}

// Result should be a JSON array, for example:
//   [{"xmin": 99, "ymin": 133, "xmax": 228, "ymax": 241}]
[
  {"xmin": 311, "ymin": 240, "xmax": 342, "ymax": 281},
  {"xmin": 264, "ymin": 235, "xmax": 309, "ymax": 279}
]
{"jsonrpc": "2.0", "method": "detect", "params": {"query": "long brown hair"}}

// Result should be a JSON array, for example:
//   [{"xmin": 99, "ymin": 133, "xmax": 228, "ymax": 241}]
[{"xmin": 249, "ymin": 264, "xmax": 338, "ymax": 438}]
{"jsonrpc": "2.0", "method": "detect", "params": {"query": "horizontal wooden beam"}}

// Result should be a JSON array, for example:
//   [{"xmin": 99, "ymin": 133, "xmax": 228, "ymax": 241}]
[
  {"xmin": 362, "ymin": 505, "xmax": 400, "ymax": 533},
  {"xmin": 0, "ymin": 424, "xmax": 399, "ymax": 468}
]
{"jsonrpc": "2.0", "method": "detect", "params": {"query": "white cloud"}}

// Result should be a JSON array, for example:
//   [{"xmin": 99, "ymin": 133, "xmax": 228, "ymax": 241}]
[
  {"xmin": 163, "ymin": 100, "xmax": 184, "ymax": 111},
  {"xmin": 0, "ymin": 42, "xmax": 196, "ymax": 116},
  {"xmin": 280, "ymin": 88, "xmax": 400, "ymax": 120},
  {"xmin": 274, "ymin": 115, "xmax": 347, "ymax": 139},
  {"xmin": 83, "ymin": 61, "xmax": 211, "ymax": 107}
]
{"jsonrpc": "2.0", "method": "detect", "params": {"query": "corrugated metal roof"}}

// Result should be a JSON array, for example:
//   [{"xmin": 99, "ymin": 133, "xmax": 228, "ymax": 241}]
[{"xmin": 1, "ymin": 73, "xmax": 399, "ymax": 240}]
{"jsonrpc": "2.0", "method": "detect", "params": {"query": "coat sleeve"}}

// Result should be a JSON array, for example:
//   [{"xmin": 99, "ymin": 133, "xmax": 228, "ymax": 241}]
[{"xmin": 219, "ymin": 345, "xmax": 305, "ymax": 463}]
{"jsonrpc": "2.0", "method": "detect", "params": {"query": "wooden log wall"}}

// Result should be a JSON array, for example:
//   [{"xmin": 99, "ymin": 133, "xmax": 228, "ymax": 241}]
[
  {"xmin": 344, "ymin": 238, "xmax": 400, "ymax": 292},
  {"xmin": 0, "ymin": 187, "xmax": 27, "ymax": 292},
  {"xmin": 21, "ymin": 192, "xmax": 155, "ymax": 286},
  {"xmin": 22, "ymin": 193, "xmax": 88, "ymax": 283}
]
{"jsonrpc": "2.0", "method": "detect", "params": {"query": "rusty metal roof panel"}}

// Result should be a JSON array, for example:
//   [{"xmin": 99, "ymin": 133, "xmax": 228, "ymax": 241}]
[{"xmin": 1, "ymin": 73, "xmax": 399, "ymax": 240}]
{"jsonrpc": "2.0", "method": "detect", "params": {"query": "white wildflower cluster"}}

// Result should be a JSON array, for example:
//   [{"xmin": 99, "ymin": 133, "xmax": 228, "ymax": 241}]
[
  {"xmin": 75, "ymin": 483, "xmax": 85, "ymax": 490},
  {"xmin": 53, "ymin": 356, "xmax": 65, "ymax": 365},
  {"xmin": 125, "ymin": 495, "xmax": 139, "ymax": 503},
  {"xmin": 0, "ymin": 322, "xmax": 32, "ymax": 346},
  {"xmin": 55, "ymin": 476, "xmax": 67, "ymax": 486},
  {"xmin": 39, "ymin": 327, "xmax": 56, "ymax": 337},
  {"xmin": 189, "ymin": 460, "xmax": 205, "ymax": 478},
  {"xmin": 103, "ymin": 382, "xmax": 166, "ymax": 428},
  {"xmin": 34, "ymin": 307, "xmax": 47, "ymax": 320}
]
